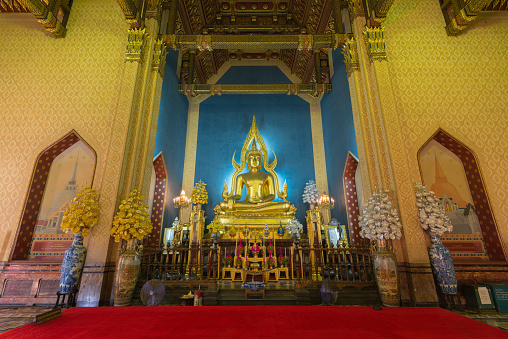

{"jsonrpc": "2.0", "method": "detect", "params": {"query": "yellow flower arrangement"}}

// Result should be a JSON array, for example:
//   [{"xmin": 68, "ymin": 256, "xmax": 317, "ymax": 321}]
[
  {"xmin": 190, "ymin": 180, "xmax": 208, "ymax": 205},
  {"xmin": 110, "ymin": 189, "xmax": 153, "ymax": 242},
  {"xmin": 61, "ymin": 185, "xmax": 100, "ymax": 237},
  {"xmin": 207, "ymin": 220, "xmax": 224, "ymax": 234}
]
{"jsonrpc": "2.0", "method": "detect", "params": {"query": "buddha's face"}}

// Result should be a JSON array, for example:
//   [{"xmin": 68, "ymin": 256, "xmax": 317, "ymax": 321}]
[{"xmin": 247, "ymin": 152, "xmax": 261, "ymax": 169}]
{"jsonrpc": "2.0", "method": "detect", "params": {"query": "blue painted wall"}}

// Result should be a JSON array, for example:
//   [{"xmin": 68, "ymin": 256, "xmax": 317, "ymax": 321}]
[
  {"xmin": 154, "ymin": 50, "xmax": 189, "ymax": 237},
  {"xmin": 321, "ymin": 51, "xmax": 358, "ymax": 227},
  {"xmin": 195, "ymin": 66, "xmax": 314, "ymax": 226}
]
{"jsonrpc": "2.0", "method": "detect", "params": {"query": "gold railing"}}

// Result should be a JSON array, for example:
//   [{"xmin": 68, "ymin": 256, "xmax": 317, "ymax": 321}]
[{"xmin": 139, "ymin": 240, "xmax": 375, "ymax": 286}]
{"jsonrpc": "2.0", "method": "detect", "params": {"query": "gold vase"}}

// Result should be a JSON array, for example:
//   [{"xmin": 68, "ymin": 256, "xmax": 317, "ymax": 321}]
[
  {"xmin": 372, "ymin": 239, "xmax": 400, "ymax": 307},
  {"xmin": 113, "ymin": 238, "xmax": 140, "ymax": 306}
]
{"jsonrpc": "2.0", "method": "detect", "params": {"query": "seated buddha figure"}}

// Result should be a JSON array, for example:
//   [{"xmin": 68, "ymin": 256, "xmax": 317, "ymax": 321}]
[{"xmin": 219, "ymin": 140, "xmax": 291, "ymax": 213}]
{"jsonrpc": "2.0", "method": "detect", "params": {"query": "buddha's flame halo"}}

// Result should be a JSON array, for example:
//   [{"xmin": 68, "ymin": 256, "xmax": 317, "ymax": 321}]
[{"xmin": 225, "ymin": 116, "xmax": 286, "ymax": 201}]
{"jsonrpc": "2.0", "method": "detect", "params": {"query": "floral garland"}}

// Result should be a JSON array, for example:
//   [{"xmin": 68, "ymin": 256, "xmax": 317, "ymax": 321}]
[
  {"xmin": 110, "ymin": 189, "xmax": 152, "ymax": 242},
  {"xmin": 61, "ymin": 184, "xmax": 99, "ymax": 237},
  {"xmin": 414, "ymin": 183, "xmax": 453, "ymax": 236},
  {"xmin": 359, "ymin": 188, "xmax": 402, "ymax": 240}
]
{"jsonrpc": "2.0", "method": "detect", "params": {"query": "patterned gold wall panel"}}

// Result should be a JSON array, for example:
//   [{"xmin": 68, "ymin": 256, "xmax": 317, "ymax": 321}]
[
  {"xmin": 0, "ymin": 0, "xmax": 129, "ymax": 262},
  {"xmin": 383, "ymin": 1, "xmax": 508, "ymax": 258}
]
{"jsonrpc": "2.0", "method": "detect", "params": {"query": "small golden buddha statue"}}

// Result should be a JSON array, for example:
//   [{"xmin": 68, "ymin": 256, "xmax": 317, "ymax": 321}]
[{"xmin": 220, "ymin": 140, "xmax": 290, "ymax": 213}]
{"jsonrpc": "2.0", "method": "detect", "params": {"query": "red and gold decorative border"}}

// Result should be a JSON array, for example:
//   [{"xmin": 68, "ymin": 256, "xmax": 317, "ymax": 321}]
[
  {"xmin": 425, "ymin": 129, "xmax": 505, "ymax": 262},
  {"xmin": 147, "ymin": 153, "xmax": 167, "ymax": 247},
  {"xmin": 343, "ymin": 152, "xmax": 361, "ymax": 245},
  {"xmin": 11, "ymin": 130, "xmax": 96, "ymax": 261}
]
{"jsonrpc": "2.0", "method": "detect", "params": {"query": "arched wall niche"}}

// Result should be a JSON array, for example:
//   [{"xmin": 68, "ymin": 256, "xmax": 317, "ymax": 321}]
[
  {"xmin": 11, "ymin": 130, "xmax": 97, "ymax": 261},
  {"xmin": 147, "ymin": 152, "xmax": 167, "ymax": 247},
  {"xmin": 417, "ymin": 129, "xmax": 505, "ymax": 262},
  {"xmin": 343, "ymin": 152, "xmax": 361, "ymax": 245}
]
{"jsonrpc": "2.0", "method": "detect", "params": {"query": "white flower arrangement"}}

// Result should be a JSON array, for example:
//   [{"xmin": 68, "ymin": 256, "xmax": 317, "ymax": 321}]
[
  {"xmin": 302, "ymin": 180, "xmax": 320, "ymax": 204},
  {"xmin": 359, "ymin": 188, "xmax": 403, "ymax": 240},
  {"xmin": 285, "ymin": 218, "xmax": 304, "ymax": 236},
  {"xmin": 414, "ymin": 183, "xmax": 453, "ymax": 236}
]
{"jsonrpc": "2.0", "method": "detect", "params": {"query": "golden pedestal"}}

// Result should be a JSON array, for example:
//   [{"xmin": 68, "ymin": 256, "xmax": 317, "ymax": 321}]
[
  {"xmin": 306, "ymin": 207, "xmax": 324, "ymax": 281},
  {"xmin": 278, "ymin": 267, "xmax": 289, "ymax": 280},
  {"xmin": 306, "ymin": 206, "xmax": 324, "ymax": 248},
  {"xmin": 265, "ymin": 268, "xmax": 278, "ymax": 282},
  {"xmin": 222, "ymin": 267, "xmax": 244, "ymax": 282},
  {"xmin": 214, "ymin": 209, "xmax": 296, "ymax": 239},
  {"xmin": 189, "ymin": 206, "xmax": 205, "ymax": 246}
]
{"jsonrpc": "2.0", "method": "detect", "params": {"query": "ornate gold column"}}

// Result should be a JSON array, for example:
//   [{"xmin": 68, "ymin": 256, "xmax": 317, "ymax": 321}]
[
  {"xmin": 343, "ymin": 3, "xmax": 438, "ymax": 305},
  {"xmin": 181, "ymin": 96, "xmax": 209, "ymax": 223},
  {"xmin": 77, "ymin": 27, "xmax": 149, "ymax": 307},
  {"xmin": 356, "ymin": 22, "xmax": 393, "ymax": 193},
  {"xmin": 134, "ymin": 36, "xmax": 167, "ymax": 198},
  {"xmin": 342, "ymin": 37, "xmax": 372, "ymax": 199},
  {"xmin": 120, "ymin": 18, "xmax": 157, "ymax": 200},
  {"xmin": 78, "ymin": 4, "xmax": 167, "ymax": 305},
  {"xmin": 308, "ymin": 99, "xmax": 329, "ymax": 196},
  {"xmin": 361, "ymin": 25, "xmax": 438, "ymax": 306}
]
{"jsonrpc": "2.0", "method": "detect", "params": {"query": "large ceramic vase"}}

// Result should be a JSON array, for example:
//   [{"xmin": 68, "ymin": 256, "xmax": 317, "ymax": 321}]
[
  {"xmin": 113, "ymin": 238, "xmax": 141, "ymax": 306},
  {"xmin": 372, "ymin": 239, "xmax": 400, "ymax": 307},
  {"xmin": 60, "ymin": 231, "xmax": 87, "ymax": 293},
  {"xmin": 428, "ymin": 232, "xmax": 457, "ymax": 294}
]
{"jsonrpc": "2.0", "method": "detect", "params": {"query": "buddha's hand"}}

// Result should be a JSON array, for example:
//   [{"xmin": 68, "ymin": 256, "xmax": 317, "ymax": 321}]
[{"xmin": 261, "ymin": 194, "xmax": 275, "ymax": 202}]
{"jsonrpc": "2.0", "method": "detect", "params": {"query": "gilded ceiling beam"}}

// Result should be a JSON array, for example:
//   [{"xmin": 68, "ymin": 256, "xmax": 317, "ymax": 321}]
[
  {"xmin": 166, "ymin": 33, "xmax": 351, "ymax": 50},
  {"xmin": 346, "ymin": 0, "xmax": 365, "ymax": 21},
  {"xmin": 332, "ymin": 0, "xmax": 344, "ymax": 34},
  {"xmin": 178, "ymin": 84, "xmax": 332, "ymax": 96},
  {"xmin": 117, "ymin": 0, "xmax": 145, "ymax": 27},
  {"xmin": 363, "ymin": 0, "xmax": 395, "ymax": 26},
  {"xmin": 18, "ymin": 0, "xmax": 72, "ymax": 37},
  {"xmin": 166, "ymin": 0, "xmax": 178, "ymax": 34},
  {"xmin": 314, "ymin": 50, "xmax": 322, "ymax": 84},
  {"xmin": 440, "ymin": 0, "xmax": 492, "ymax": 36}
]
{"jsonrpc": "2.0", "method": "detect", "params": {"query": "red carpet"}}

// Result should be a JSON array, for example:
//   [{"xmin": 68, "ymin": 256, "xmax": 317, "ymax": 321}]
[{"xmin": 2, "ymin": 306, "xmax": 507, "ymax": 339}]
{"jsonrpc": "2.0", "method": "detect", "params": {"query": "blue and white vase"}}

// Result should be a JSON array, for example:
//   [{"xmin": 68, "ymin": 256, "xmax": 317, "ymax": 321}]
[
  {"xmin": 428, "ymin": 232, "xmax": 457, "ymax": 294},
  {"xmin": 60, "ymin": 231, "xmax": 87, "ymax": 293}
]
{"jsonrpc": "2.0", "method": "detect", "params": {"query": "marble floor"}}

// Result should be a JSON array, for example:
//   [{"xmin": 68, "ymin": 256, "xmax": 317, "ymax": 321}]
[
  {"xmin": 0, "ymin": 306, "xmax": 507, "ymax": 334},
  {"xmin": 0, "ymin": 307, "xmax": 52, "ymax": 334},
  {"xmin": 456, "ymin": 310, "xmax": 508, "ymax": 332}
]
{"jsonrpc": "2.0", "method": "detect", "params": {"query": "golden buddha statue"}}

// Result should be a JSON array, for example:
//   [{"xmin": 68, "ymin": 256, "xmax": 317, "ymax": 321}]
[
  {"xmin": 220, "ymin": 140, "xmax": 290, "ymax": 212},
  {"xmin": 214, "ymin": 116, "xmax": 296, "ymax": 234}
]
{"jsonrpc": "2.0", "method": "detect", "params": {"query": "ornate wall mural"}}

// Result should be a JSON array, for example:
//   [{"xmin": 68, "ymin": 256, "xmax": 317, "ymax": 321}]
[
  {"xmin": 29, "ymin": 141, "xmax": 95, "ymax": 260},
  {"xmin": 419, "ymin": 139, "xmax": 488, "ymax": 261}
]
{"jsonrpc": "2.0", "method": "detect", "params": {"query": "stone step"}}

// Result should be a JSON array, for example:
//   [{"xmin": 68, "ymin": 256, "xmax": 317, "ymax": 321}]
[
  {"xmin": 217, "ymin": 298, "xmax": 298, "ymax": 306},
  {"xmin": 218, "ymin": 289, "xmax": 295, "ymax": 298},
  {"xmin": 306, "ymin": 286, "xmax": 380, "ymax": 306}
]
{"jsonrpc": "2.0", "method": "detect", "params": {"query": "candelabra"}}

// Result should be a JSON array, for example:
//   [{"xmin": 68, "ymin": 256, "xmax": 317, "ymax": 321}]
[
  {"xmin": 318, "ymin": 191, "xmax": 334, "ymax": 224},
  {"xmin": 173, "ymin": 190, "xmax": 191, "ymax": 244}
]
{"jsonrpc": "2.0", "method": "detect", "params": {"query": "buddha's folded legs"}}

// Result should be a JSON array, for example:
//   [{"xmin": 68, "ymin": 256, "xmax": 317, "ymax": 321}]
[{"xmin": 219, "ymin": 200, "xmax": 290, "ymax": 212}]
